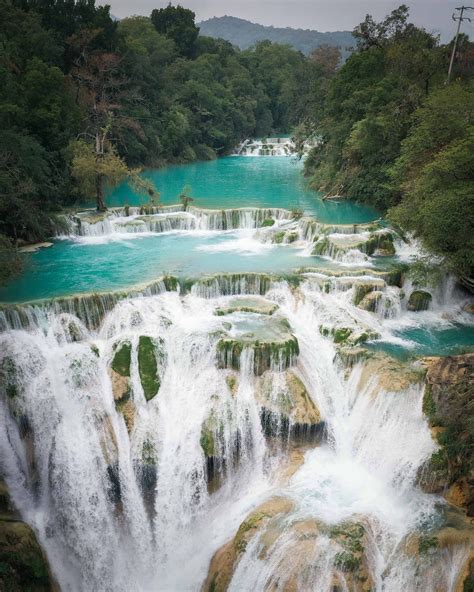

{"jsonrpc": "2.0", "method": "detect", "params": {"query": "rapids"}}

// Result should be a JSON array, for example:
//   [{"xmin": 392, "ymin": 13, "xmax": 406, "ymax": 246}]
[{"xmin": 0, "ymin": 155, "xmax": 473, "ymax": 591}]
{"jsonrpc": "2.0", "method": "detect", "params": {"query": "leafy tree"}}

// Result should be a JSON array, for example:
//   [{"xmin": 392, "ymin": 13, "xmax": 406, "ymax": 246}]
[
  {"xmin": 150, "ymin": 4, "xmax": 199, "ymax": 58},
  {"xmin": 178, "ymin": 184, "xmax": 193, "ymax": 210},
  {"xmin": 389, "ymin": 84, "xmax": 474, "ymax": 281}
]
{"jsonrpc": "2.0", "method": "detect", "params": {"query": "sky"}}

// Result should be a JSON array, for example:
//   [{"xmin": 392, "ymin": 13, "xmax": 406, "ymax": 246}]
[{"xmin": 108, "ymin": 0, "xmax": 472, "ymax": 42}]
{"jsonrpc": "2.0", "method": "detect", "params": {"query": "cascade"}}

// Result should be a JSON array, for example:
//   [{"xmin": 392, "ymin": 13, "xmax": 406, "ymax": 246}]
[
  {"xmin": 66, "ymin": 207, "xmax": 293, "ymax": 238},
  {"xmin": 1, "ymin": 275, "xmax": 471, "ymax": 591}
]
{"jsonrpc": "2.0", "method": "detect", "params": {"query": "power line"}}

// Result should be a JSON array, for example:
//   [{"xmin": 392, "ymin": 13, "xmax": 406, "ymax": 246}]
[{"xmin": 447, "ymin": 6, "xmax": 474, "ymax": 82}]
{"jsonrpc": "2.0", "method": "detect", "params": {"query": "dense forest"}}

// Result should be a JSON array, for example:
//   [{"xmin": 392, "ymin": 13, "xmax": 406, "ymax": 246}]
[
  {"xmin": 0, "ymin": 0, "xmax": 323, "ymax": 278},
  {"xmin": 0, "ymin": 1, "xmax": 473, "ymax": 287},
  {"xmin": 302, "ymin": 6, "xmax": 474, "ymax": 287}
]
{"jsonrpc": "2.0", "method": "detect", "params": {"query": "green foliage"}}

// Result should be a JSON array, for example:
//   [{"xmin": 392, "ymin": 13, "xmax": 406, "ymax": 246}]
[
  {"xmin": 389, "ymin": 83, "xmax": 474, "ymax": 279},
  {"xmin": 151, "ymin": 4, "xmax": 199, "ymax": 57},
  {"xmin": 303, "ymin": 5, "xmax": 473, "ymax": 283}
]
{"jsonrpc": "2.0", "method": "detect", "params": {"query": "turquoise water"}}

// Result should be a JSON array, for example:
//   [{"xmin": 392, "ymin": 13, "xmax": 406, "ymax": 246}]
[
  {"xmin": 104, "ymin": 157, "xmax": 378, "ymax": 224},
  {"xmin": 1, "ymin": 157, "xmax": 380, "ymax": 303},
  {"xmin": 0, "ymin": 233, "xmax": 322, "ymax": 302},
  {"xmin": 369, "ymin": 325, "xmax": 474, "ymax": 360},
  {"xmin": 1, "ymin": 155, "xmax": 473, "ymax": 361}
]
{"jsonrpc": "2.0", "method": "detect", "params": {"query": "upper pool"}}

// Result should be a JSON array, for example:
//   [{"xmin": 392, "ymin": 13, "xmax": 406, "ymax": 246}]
[
  {"xmin": 0, "ymin": 157, "xmax": 382, "ymax": 303},
  {"xmin": 104, "ymin": 157, "xmax": 379, "ymax": 224}
]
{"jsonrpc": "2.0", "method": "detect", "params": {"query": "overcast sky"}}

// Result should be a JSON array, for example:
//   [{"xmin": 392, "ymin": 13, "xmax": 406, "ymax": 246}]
[{"xmin": 108, "ymin": 0, "xmax": 472, "ymax": 42}]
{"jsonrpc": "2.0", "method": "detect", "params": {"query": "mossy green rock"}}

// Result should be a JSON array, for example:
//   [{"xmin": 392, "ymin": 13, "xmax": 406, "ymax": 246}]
[
  {"xmin": 407, "ymin": 290, "xmax": 432, "ymax": 312},
  {"xmin": 111, "ymin": 341, "xmax": 131, "ymax": 377},
  {"xmin": 138, "ymin": 336, "xmax": 162, "ymax": 401},
  {"xmin": 217, "ymin": 336, "xmax": 299, "ymax": 376},
  {"xmin": 0, "ymin": 481, "xmax": 53, "ymax": 592},
  {"xmin": 261, "ymin": 218, "xmax": 275, "ymax": 227}
]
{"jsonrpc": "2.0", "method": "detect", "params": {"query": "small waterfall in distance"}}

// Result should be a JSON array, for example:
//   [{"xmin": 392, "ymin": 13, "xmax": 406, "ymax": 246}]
[{"xmin": 0, "ymin": 273, "xmax": 471, "ymax": 591}]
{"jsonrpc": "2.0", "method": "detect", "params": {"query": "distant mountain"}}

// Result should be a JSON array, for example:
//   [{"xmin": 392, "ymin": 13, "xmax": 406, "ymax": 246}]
[{"xmin": 198, "ymin": 16, "xmax": 355, "ymax": 57}]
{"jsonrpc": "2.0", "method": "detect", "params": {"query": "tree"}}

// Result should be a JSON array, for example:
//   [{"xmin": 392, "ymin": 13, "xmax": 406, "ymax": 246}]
[
  {"xmin": 178, "ymin": 184, "xmax": 193, "ymax": 210},
  {"xmin": 389, "ymin": 83, "xmax": 474, "ymax": 281},
  {"xmin": 150, "ymin": 4, "xmax": 199, "ymax": 58}
]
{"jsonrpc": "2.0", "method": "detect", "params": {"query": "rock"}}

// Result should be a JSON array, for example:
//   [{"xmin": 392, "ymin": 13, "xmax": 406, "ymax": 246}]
[
  {"xmin": 216, "ymin": 317, "xmax": 299, "ymax": 376},
  {"xmin": 419, "ymin": 354, "xmax": 474, "ymax": 514},
  {"xmin": 261, "ymin": 218, "xmax": 275, "ymax": 227},
  {"xmin": 337, "ymin": 347, "xmax": 372, "ymax": 368},
  {"xmin": 215, "ymin": 297, "xmax": 278, "ymax": 316},
  {"xmin": 111, "ymin": 341, "xmax": 131, "ymax": 377},
  {"xmin": 353, "ymin": 281, "xmax": 385, "ymax": 306},
  {"xmin": 257, "ymin": 371, "xmax": 324, "ymax": 443},
  {"xmin": 203, "ymin": 501, "xmax": 373, "ymax": 592},
  {"xmin": 357, "ymin": 354, "xmax": 425, "ymax": 392},
  {"xmin": 320, "ymin": 325, "xmax": 377, "ymax": 346},
  {"xmin": 358, "ymin": 290, "xmax": 383, "ymax": 312},
  {"xmin": 463, "ymin": 302, "xmax": 474, "ymax": 314},
  {"xmin": 0, "ymin": 481, "xmax": 57, "ymax": 592},
  {"xmin": 19, "ymin": 242, "xmax": 53, "ymax": 253},
  {"xmin": 202, "ymin": 497, "xmax": 294, "ymax": 592},
  {"xmin": 138, "ymin": 336, "xmax": 164, "ymax": 401},
  {"xmin": 407, "ymin": 290, "xmax": 432, "ymax": 311}
]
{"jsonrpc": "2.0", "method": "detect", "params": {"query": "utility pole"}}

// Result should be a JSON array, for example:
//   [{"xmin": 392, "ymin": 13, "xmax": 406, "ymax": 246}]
[{"xmin": 447, "ymin": 6, "xmax": 473, "ymax": 83}]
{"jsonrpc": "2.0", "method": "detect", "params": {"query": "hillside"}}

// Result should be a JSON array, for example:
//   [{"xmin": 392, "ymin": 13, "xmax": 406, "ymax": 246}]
[{"xmin": 198, "ymin": 16, "xmax": 354, "ymax": 56}]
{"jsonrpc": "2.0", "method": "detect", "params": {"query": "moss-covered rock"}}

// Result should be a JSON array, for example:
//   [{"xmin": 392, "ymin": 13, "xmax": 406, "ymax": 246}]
[
  {"xmin": 138, "ymin": 336, "xmax": 163, "ymax": 401},
  {"xmin": 261, "ymin": 218, "xmax": 275, "ymax": 227},
  {"xmin": 353, "ymin": 282, "xmax": 382, "ymax": 306},
  {"xmin": 203, "ymin": 502, "xmax": 373, "ymax": 592},
  {"xmin": 111, "ymin": 341, "xmax": 131, "ymax": 377},
  {"xmin": 216, "ymin": 335, "xmax": 299, "ymax": 376},
  {"xmin": 358, "ymin": 290, "xmax": 383, "ymax": 312},
  {"xmin": 418, "ymin": 354, "xmax": 474, "ymax": 515},
  {"xmin": 407, "ymin": 290, "xmax": 432, "ymax": 312},
  {"xmin": 202, "ymin": 497, "xmax": 294, "ymax": 592},
  {"xmin": 0, "ymin": 481, "xmax": 55, "ymax": 592},
  {"xmin": 272, "ymin": 230, "xmax": 286, "ymax": 243},
  {"xmin": 0, "ymin": 357, "xmax": 21, "ymax": 399},
  {"xmin": 320, "ymin": 325, "xmax": 376, "ymax": 346}
]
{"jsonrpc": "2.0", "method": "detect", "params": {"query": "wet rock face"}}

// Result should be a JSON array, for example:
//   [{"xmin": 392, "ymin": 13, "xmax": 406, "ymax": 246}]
[
  {"xmin": 258, "ymin": 371, "xmax": 324, "ymax": 443},
  {"xmin": 0, "ymin": 481, "xmax": 56, "ymax": 592},
  {"xmin": 203, "ymin": 497, "xmax": 374, "ymax": 592},
  {"xmin": 216, "ymin": 316, "xmax": 299, "ymax": 376},
  {"xmin": 420, "ymin": 354, "xmax": 474, "ymax": 515},
  {"xmin": 407, "ymin": 290, "xmax": 432, "ymax": 312}
]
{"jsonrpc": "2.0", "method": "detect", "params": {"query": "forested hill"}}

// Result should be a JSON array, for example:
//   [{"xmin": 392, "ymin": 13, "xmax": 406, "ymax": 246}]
[{"xmin": 199, "ymin": 16, "xmax": 354, "ymax": 57}]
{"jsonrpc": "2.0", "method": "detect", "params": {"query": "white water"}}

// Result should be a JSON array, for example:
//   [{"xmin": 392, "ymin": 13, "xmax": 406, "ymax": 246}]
[{"xmin": 0, "ymin": 275, "xmax": 471, "ymax": 591}]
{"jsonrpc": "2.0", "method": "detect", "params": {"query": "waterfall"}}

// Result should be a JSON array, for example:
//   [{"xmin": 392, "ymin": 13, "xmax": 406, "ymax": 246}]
[
  {"xmin": 66, "ymin": 207, "xmax": 293, "ymax": 238},
  {"xmin": 0, "ymin": 278, "xmax": 470, "ymax": 591},
  {"xmin": 234, "ymin": 137, "xmax": 296, "ymax": 157}
]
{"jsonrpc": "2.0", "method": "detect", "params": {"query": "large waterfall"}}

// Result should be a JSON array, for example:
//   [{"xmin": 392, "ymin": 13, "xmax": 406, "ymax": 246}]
[{"xmin": 1, "ymin": 266, "xmax": 472, "ymax": 591}]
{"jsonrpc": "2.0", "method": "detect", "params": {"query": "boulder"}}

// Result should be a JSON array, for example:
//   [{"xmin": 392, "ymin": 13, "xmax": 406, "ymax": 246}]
[
  {"xmin": 358, "ymin": 290, "xmax": 383, "ymax": 312},
  {"xmin": 0, "ymin": 481, "xmax": 57, "ymax": 592},
  {"xmin": 257, "ymin": 371, "xmax": 324, "ymax": 442},
  {"xmin": 407, "ymin": 290, "xmax": 432, "ymax": 312},
  {"xmin": 203, "ymin": 500, "xmax": 373, "ymax": 592}
]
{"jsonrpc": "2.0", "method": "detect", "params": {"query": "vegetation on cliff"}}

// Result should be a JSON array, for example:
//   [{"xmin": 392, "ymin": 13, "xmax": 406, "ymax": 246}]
[{"xmin": 303, "ymin": 5, "xmax": 474, "ymax": 284}]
